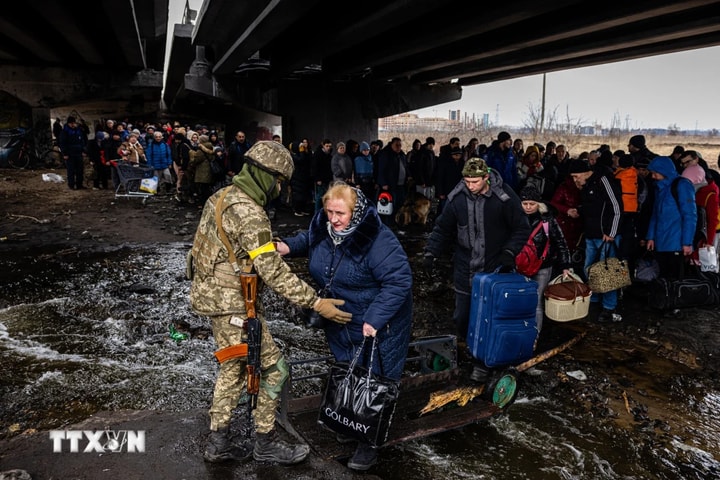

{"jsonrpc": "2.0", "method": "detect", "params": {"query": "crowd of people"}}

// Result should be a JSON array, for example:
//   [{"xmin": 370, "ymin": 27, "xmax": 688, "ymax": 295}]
[
  {"xmin": 57, "ymin": 115, "xmax": 720, "ymax": 320},
  {"xmin": 55, "ymin": 115, "xmax": 720, "ymax": 470}
]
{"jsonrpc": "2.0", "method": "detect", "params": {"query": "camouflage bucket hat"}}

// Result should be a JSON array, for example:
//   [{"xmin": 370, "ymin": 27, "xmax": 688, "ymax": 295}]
[
  {"xmin": 462, "ymin": 157, "xmax": 490, "ymax": 177},
  {"xmin": 245, "ymin": 140, "xmax": 294, "ymax": 179}
]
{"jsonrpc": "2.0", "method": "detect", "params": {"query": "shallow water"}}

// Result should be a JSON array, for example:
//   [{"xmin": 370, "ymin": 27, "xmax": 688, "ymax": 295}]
[{"xmin": 1, "ymin": 244, "xmax": 719, "ymax": 479}]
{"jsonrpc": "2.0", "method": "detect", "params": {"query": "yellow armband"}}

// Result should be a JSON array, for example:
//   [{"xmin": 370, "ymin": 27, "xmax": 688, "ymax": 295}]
[{"xmin": 247, "ymin": 241, "xmax": 276, "ymax": 260}]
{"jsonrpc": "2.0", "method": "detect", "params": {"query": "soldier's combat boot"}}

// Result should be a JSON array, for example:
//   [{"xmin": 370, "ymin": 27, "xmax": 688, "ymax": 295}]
[
  {"xmin": 203, "ymin": 427, "xmax": 253, "ymax": 463},
  {"xmin": 253, "ymin": 428, "xmax": 310, "ymax": 465}
]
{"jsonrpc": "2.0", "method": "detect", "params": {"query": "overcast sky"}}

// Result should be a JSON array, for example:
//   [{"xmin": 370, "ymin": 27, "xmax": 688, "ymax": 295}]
[
  {"xmin": 170, "ymin": 2, "xmax": 719, "ymax": 132},
  {"xmin": 410, "ymin": 45, "xmax": 720, "ymax": 132}
]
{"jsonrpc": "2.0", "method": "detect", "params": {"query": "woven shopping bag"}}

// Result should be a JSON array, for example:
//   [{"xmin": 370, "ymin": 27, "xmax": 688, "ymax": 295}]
[{"xmin": 587, "ymin": 243, "xmax": 631, "ymax": 294}]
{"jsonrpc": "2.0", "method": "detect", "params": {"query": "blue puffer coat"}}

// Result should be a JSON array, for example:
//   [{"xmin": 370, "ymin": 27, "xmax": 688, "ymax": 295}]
[
  {"xmin": 283, "ymin": 206, "xmax": 413, "ymax": 380},
  {"xmin": 646, "ymin": 156, "xmax": 697, "ymax": 251}
]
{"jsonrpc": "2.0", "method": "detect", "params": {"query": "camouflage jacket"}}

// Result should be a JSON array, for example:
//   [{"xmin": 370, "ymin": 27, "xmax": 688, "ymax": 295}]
[{"xmin": 189, "ymin": 185, "xmax": 318, "ymax": 316}]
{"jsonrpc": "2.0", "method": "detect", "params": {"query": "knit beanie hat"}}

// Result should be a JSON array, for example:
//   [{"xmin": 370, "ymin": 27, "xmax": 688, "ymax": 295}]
[
  {"xmin": 520, "ymin": 185, "xmax": 542, "ymax": 202},
  {"xmin": 568, "ymin": 159, "xmax": 591, "ymax": 173}
]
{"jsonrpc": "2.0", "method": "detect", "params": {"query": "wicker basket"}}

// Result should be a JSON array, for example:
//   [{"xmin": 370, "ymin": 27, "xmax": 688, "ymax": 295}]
[{"xmin": 544, "ymin": 272, "xmax": 592, "ymax": 322}]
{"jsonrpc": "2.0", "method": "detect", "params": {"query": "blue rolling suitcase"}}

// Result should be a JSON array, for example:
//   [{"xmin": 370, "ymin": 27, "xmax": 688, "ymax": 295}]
[{"xmin": 467, "ymin": 270, "xmax": 538, "ymax": 368}]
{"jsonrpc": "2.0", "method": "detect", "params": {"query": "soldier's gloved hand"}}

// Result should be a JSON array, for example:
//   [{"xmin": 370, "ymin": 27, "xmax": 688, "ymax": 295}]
[
  {"xmin": 313, "ymin": 298, "xmax": 352, "ymax": 324},
  {"xmin": 422, "ymin": 253, "xmax": 435, "ymax": 274},
  {"xmin": 499, "ymin": 251, "xmax": 516, "ymax": 272}
]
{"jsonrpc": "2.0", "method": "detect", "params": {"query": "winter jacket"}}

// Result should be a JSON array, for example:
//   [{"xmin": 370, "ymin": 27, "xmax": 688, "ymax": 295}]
[
  {"xmin": 425, "ymin": 169, "xmax": 531, "ymax": 294},
  {"xmin": 282, "ymin": 204, "xmax": 412, "ymax": 380},
  {"xmin": 189, "ymin": 141, "xmax": 215, "ymax": 184},
  {"xmin": 695, "ymin": 182, "xmax": 719, "ymax": 246},
  {"xmin": 353, "ymin": 153, "xmax": 374, "ymax": 183},
  {"xmin": 549, "ymin": 176, "xmax": 584, "ymax": 251},
  {"xmin": 376, "ymin": 144, "xmax": 408, "ymax": 189},
  {"xmin": 525, "ymin": 210, "xmax": 572, "ymax": 271},
  {"xmin": 614, "ymin": 166, "xmax": 639, "ymax": 213},
  {"xmin": 226, "ymin": 139, "xmax": 252, "ymax": 175},
  {"xmin": 435, "ymin": 155, "xmax": 464, "ymax": 197},
  {"xmin": 577, "ymin": 165, "xmax": 623, "ymax": 240},
  {"xmin": 58, "ymin": 125, "xmax": 87, "ymax": 158},
  {"xmin": 312, "ymin": 146, "xmax": 333, "ymax": 184},
  {"xmin": 145, "ymin": 140, "xmax": 173, "ymax": 170},
  {"xmin": 484, "ymin": 143, "xmax": 518, "ymax": 190},
  {"xmin": 646, "ymin": 156, "xmax": 697, "ymax": 251},
  {"xmin": 331, "ymin": 152, "xmax": 354, "ymax": 183}
]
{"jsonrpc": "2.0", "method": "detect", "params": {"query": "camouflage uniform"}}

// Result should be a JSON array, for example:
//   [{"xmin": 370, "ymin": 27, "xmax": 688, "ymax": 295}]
[{"xmin": 190, "ymin": 158, "xmax": 318, "ymax": 434}]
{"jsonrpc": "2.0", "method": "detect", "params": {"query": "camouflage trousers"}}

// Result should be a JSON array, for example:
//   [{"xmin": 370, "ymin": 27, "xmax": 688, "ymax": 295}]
[{"xmin": 209, "ymin": 314, "xmax": 286, "ymax": 434}]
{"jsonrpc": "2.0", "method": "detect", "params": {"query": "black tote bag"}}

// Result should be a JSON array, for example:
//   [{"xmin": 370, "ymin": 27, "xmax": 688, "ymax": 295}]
[{"xmin": 317, "ymin": 336, "xmax": 400, "ymax": 447}]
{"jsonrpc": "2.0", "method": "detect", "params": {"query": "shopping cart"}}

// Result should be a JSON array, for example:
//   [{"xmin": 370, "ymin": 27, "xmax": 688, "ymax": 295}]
[{"xmin": 111, "ymin": 160, "xmax": 155, "ymax": 204}]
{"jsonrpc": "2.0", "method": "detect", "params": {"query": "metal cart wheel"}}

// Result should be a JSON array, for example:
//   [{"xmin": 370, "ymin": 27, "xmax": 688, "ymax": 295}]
[{"xmin": 486, "ymin": 368, "xmax": 519, "ymax": 409}]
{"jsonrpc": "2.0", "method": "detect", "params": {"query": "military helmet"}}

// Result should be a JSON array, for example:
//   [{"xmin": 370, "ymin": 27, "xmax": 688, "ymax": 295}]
[{"xmin": 244, "ymin": 140, "xmax": 294, "ymax": 179}]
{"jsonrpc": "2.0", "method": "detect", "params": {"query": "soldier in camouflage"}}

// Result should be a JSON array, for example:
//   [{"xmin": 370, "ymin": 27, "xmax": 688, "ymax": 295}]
[{"xmin": 188, "ymin": 141, "xmax": 352, "ymax": 465}]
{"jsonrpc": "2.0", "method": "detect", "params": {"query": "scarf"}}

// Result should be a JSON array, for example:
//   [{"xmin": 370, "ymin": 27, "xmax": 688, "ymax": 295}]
[
  {"xmin": 326, "ymin": 187, "xmax": 370, "ymax": 245},
  {"xmin": 232, "ymin": 164, "xmax": 279, "ymax": 206}
]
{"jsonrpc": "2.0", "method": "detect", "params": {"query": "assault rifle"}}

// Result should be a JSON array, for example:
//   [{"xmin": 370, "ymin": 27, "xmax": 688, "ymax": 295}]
[{"xmin": 240, "ymin": 270, "xmax": 261, "ymax": 423}]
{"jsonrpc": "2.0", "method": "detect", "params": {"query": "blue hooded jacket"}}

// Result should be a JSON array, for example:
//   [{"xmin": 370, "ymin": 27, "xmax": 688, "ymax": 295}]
[{"xmin": 646, "ymin": 156, "xmax": 697, "ymax": 251}]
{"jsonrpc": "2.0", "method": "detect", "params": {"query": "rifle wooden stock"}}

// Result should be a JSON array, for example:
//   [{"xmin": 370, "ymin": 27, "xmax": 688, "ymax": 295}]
[{"xmin": 240, "ymin": 272, "xmax": 257, "ymax": 318}]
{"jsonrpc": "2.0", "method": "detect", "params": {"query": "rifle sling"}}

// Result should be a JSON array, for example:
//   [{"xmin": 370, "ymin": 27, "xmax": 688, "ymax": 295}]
[
  {"xmin": 215, "ymin": 187, "xmax": 253, "ymax": 274},
  {"xmin": 214, "ymin": 343, "xmax": 249, "ymax": 363}
]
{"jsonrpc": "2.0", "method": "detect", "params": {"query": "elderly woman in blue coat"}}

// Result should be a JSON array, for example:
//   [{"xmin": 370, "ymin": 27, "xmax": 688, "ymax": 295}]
[{"xmin": 276, "ymin": 182, "xmax": 413, "ymax": 471}]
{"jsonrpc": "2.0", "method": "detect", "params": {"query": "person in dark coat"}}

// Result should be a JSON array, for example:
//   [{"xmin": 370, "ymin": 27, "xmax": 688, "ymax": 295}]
[
  {"xmin": 87, "ymin": 131, "xmax": 109, "ymax": 190},
  {"xmin": 518, "ymin": 185, "xmax": 572, "ymax": 334},
  {"xmin": 569, "ymin": 159, "xmax": 624, "ymax": 323},
  {"xmin": 277, "ymin": 183, "xmax": 412, "ymax": 471},
  {"xmin": 58, "ymin": 116, "xmax": 88, "ymax": 190},
  {"xmin": 376, "ymin": 137, "xmax": 409, "ymax": 227},
  {"xmin": 226, "ymin": 130, "xmax": 252, "ymax": 176},
  {"xmin": 435, "ymin": 146, "xmax": 465, "ymax": 215},
  {"xmin": 423, "ymin": 158, "xmax": 530, "ymax": 381},
  {"xmin": 311, "ymin": 139, "xmax": 334, "ymax": 212},
  {"xmin": 289, "ymin": 138, "xmax": 313, "ymax": 216}
]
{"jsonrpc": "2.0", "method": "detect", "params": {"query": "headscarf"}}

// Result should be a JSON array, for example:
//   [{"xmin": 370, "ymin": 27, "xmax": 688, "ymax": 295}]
[{"xmin": 327, "ymin": 187, "xmax": 370, "ymax": 245}]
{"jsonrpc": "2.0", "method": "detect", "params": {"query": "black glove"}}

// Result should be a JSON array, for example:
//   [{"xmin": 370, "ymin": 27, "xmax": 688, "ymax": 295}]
[
  {"xmin": 422, "ymin": 253, "xmax": 435, "ymax": 273},
  {"xmin": 499, "ymin": 251, "xmax": 516, "ymax": 272}
]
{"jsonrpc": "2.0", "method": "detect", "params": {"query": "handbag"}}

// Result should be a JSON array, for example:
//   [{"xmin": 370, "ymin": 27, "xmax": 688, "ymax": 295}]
[
  {"xmin": 317, "ymin": 336, "xmax": 400, "ymax": 447},
  {"xmin": 515, "ymin": 221, "xmax": 549, "ymax": 276},
  {"xmin": 587, "ymin": 243, "xmax": 631, "ymax": 294},
  {"xmin": 699, "ymin": 245, "xmax": 719, "ymax": 273}
]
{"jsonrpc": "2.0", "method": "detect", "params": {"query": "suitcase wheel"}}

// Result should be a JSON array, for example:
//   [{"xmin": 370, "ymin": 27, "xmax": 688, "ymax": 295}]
[{"xmin": 487, "ymin": 369, "xmax": 519, "ymax": 409}]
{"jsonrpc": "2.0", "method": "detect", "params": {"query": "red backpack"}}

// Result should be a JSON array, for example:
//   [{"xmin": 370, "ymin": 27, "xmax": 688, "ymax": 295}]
[{"xmin": 515, "ymin": 221, "xmax": 549, "ymax": 276}]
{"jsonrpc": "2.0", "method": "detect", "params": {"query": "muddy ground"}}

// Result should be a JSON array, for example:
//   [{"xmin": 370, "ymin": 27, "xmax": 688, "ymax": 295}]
[{"xmin": 2, "ymin": 167, "xmax": 720, "ymax": 479}]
